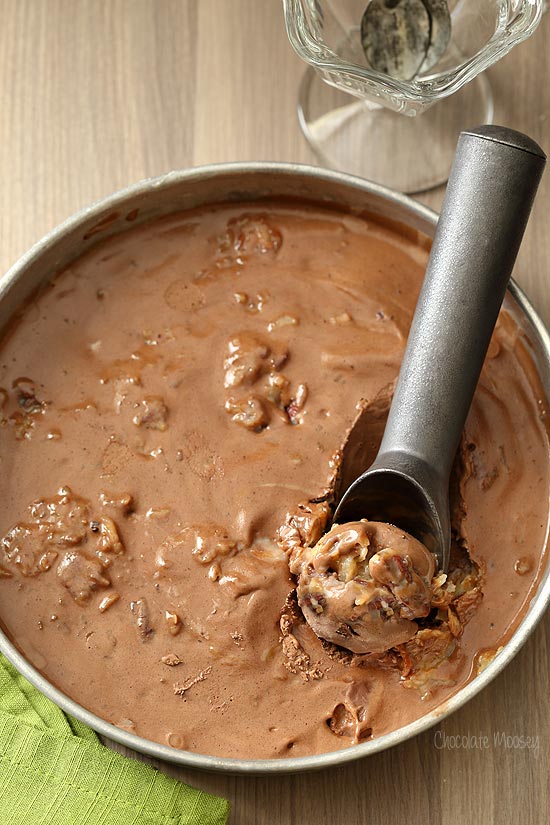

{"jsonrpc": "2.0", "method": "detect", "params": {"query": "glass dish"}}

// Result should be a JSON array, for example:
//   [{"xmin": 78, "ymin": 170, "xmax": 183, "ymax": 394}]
[{"xmin": 283, "ymin": 0, "xmax": 544, "ymax": 191}]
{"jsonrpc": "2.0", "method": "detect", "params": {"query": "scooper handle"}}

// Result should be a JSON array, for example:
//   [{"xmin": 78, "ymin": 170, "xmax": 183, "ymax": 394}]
[{"xmin": 378, "ymin": 126, "xmax": 546, "ymax": 486}]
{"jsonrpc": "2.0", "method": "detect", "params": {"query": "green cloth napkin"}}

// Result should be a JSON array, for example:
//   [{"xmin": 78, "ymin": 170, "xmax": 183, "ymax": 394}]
[{"xmin": 0, "ymin": 655, "xmax": 230, "ymax": 825}]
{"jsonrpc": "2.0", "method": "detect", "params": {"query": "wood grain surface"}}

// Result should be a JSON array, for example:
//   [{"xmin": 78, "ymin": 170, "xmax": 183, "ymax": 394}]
[{"xmin": 1, "ymin": 2, "xmax": 549, "ymax": 823}]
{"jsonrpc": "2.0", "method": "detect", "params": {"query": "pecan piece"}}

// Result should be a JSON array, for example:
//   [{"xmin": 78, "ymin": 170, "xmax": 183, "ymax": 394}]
[
  {"xmin": 131, "ymin": 598, "xmax": 154, "ymax": 640},
  {"xmin": 225, "ymin": 395, "xmax": 269, "ymax": 431},
  {"xmin": 132, "ymin": 396, "xmax": 168, "ymax": 431},
  {"xmin": 57, "ymin": 552, "xmax": 111, "ymax": 605}
]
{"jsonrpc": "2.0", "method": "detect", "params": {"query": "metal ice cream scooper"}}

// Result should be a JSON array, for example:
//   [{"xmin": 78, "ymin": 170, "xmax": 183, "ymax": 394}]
[{"xmin": 334, "ymin": 125, "xmax": 546, "ymax": 573}]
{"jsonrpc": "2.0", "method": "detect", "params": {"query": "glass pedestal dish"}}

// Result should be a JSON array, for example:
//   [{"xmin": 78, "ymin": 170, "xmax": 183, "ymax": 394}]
[{"xmin": 284, "ymin": 0, "xmax": 544, "ymax": 192}]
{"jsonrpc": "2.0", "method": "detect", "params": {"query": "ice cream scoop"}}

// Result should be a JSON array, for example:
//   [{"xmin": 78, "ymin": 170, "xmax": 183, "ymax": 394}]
[{"xmin": 333, "ymin": 126, "xmax": 546, "ymax": 577}]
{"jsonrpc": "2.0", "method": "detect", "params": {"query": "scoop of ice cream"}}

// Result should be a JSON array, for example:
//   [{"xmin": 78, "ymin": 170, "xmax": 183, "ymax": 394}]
[{"xmin": 290, "ymin": 520, "xmax": 436, "ymax": 654}]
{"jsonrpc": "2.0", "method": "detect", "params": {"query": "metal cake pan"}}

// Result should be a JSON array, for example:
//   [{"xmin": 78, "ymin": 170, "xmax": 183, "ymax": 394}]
[{"xmin": 0, "ymin": 162, "xmax": 549, "ymax": 774}]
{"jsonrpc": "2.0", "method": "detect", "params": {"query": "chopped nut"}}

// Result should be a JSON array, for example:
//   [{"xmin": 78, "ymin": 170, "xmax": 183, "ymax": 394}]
[
  {"xmin": 294, "ymin": 383, "xmax": 308, "ymax": 407},
  {"xmin": 277, "ymin": 501, "xmax": 331, "ymax": 554},
  {"xmin": 145, "ymin": 507, "xmax": 171, "ymax": 521},
  {"xmin": 225, "ymin": 395, "xmax": 269, "ymax": 431},
  {"xmin": 243, "ymin": 293, "xmax": 267, "ymax": 314},
  {"xmin": 514, "ymin": 556, "xmax": 532, "ymax": 576},
  {"xmin": 38, "ymin": 550, "xmax": 59, "ymax": 572},
  {"xmin": 398, "ymin": 627, "xmax": 456, "ymax": 676},
  {"xmin": 114, "ymin": 718, "xmax": 136, "ymax": 732},
  {"xmin": 453, "ymin": 587, "xmax": 483, "ymax": 625},
  {"xmin": 279, "ymin": 591, "xmax": 324, "ymax": 682},
  {"xmin": 286, "ymin": 383, "xmax": 308, "ymax": 424},
  {"xmin": 196, "ymin": 528, "xmax": 235, "ymax": 564},
  {"xmin": 157, "ymin": 525, "xmax": 237, "ymax": 573},
  {"xmin": 224, "ymin": 334, "xmax": 269, "ymax": 388},
  {"xmin": 13, "ymin": 377, "xmax": 46, "ymax": 415},
  {"xmin": 223, "ymin": 332, "xmax": 287, "ymax": 389},
  {"xmin": 249, "ymin": 537, "xmax": 286, "ymax": 562},
  {"xmin": 208, "ymin": 563, "xmax": 221, "ymax": 581},
  {"xmin": 161, "ymin": 653, "xmax": 184, "ymax": 666},
  {"xmin": 173, "ymin": 666, "xmax": 212, "ymax": 696},
  {"xmin": 96, "ymin": 516, "xmax": 124, "ymax": 555},
  {"xmin": 29, "ymin": 487, "xmax": 90, "ymax": 546},
  {"xmin": 57, "ymin": 552, "xmax": 111, "ymax": 604},
  {"xmin": 222, "ymin": 330, "xmax": 292, "ymax": 430},
  {"xmin": 9, "ymin": 410, "xmax": 35, "ymax": 440},
  {"xmin": 5, "ymin": 378, "xmax": 47, "ymax": 439},
  {"xmin": 99, "ymin": 491, "xmax": 134, "ymax": 514},
  {"xmin": 165, "ymin": 610, "xmax": 182, "ymax": 636},
  {"xmin": 329, "ymin": 312, "xmax": 353, "ymax": 325},
  {"xmin": 131, "ymin": 598, "xmax": 154, "ymax": 640},
  {"xmin": 476, "ymin": 646, "xmax": 502, "ymax": 674},
  {"xmin": 265, "ymin": 372, "xmax": 291, "ymax": 406},
  {"xmin": 267, "ymin": 315, "xmax": 299, "ymax": 332},
  {"xmin": 217, "ymin": 214, "xmax": 282, "ymax": 261},
  {"xmin": 447, "ymin": 605, "xmax": 462, "ymax": 637},
  {"xmin": 1, "ymin": 524, "xmax": 50, "ymax": 576},
  {"xmin": 98, "ymin": 592, "xmax": 120, "ymax": 612},
  {"xmin": 132, "ymin": 396, "xmax": 168, "ymax": 431},
  {"xmin": 0, "ymin": 487, "xmax": 126, "ymax": 591}
]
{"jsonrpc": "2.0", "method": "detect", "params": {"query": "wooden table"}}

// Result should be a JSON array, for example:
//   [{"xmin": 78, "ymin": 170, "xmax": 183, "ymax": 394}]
[{"xmin": 1, "ymin": 2, "xmax": 549, "ymax": 822}]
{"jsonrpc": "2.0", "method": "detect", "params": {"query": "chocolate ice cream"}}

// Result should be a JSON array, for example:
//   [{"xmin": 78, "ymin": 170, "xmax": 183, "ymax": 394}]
[
  {"xmin": 0, "ymin": 201, "xmax": 548, "ymax": 758},
  {"xmin": 287, "ymin": 520, "xmax": 435, "ymax": 654}
]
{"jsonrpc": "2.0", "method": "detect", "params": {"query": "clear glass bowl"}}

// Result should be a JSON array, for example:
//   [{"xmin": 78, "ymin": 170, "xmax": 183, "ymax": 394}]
[
  {"xmin": 284, "ymin": 0, "xmax": 544, "ymax": 116},
  {"xmin": 283, "ymin": 1, "xmax": 544, "ymax": 192}
]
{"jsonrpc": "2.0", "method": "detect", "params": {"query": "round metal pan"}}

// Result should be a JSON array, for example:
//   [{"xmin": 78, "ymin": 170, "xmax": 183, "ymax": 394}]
[{"xmin": 1, "ymin": 163, "xmax": 549, "ymax": 774}]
